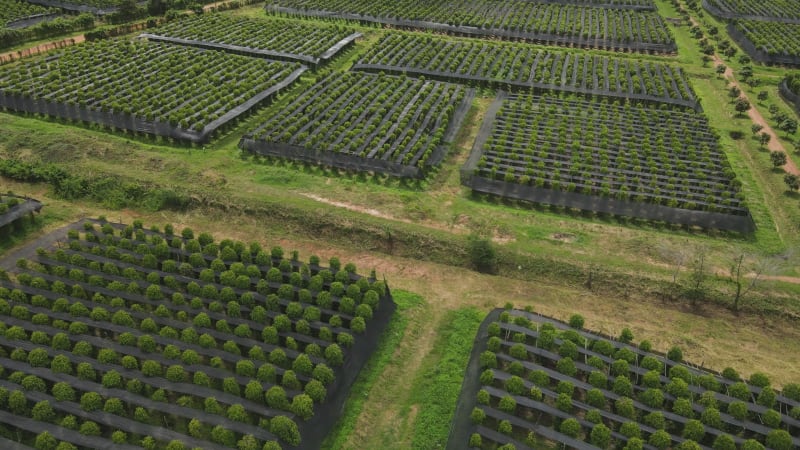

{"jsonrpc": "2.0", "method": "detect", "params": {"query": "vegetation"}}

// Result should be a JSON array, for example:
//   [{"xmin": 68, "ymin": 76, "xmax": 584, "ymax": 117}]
[
  {"xmin": 453, "ymin": 309, "xmax": 799, "ymax": 449},
  {"xmin": 0, "ymin": 40, "xmax": 302, "ymax": 138},
  {"xmin": 733, "ymin": 20, "xmax": 800, "ymax": 58},
  {"xmin": 268, "ymin": 0, "xmax": 675, "ymax": 52},
  {"xmin": 0, "ymin": 218, "xmax": 393, "ymax": 449},
  {"xmin": 241, "ymin": 71, "xmax": 470, "ymax": 177},
  {"xmin": 145, "ymin": 13, "xmax": 358, "ymax": 61}
]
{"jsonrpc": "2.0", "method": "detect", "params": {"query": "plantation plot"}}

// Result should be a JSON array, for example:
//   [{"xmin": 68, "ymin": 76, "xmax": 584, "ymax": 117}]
[
  {"xmin": 140, "ymin": 14, "xmax": 361, "ymax": 66},
  {"xmin": 0, "ymin": 194, "xmax": 42, "ymax": 228},
  {"xmin": 0, "ymin": 40, "xmax": 306, "ymax": 143},
  {"xmin": 25, "ymin": 0, "xmax": 122, "ymax": 14},
  {"xmin": 779, "ymin": 74, "xmax": 800, "ymax": 113},
  {"xmin": 728, "ymin": 20, "xmax": 800, "ymax": 66},
  {"xmin": 462, "ymin": 93, "xmax": 754, "ymax": 232},
  {"xmin": 267, "ymin": 0, "xmax": 676, "ymax": 53},
  {"xmin": 0, "ymin": 0, "xmax": 57, "ymax": 29},
  {"xmin": 240, "ymin": 72, "xmax": 474, "ymax": 178},
  {"xmin": 703, "ymin": 0, "xmax": 800, "ymax": 22},
  {"xmin": 448, "ymin": 308, "xmax": 800, "ymax": 450},
  {"xmin": 0, "ymin": 218, "xmax": 395, "ymax": 449},
  {"xmin": 354, "ymin": 34, "xmax": 699, "ymax": 110}
]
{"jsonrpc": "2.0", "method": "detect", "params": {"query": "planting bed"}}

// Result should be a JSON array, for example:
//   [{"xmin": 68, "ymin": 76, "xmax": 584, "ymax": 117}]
[
  {"xmin": 0, "ymin": 218, "xmax": 395, "ymax": 449},
  {"xmin": 354, "ymin": 34, "xmax": 699, "ymax": 109},
  {"xmin": 727, "ymin": 20, "xmax": 800, "ymax": 66},
  {"xmin": 0, "ymin": 194, "xmax": 42, "ymax": 229},
  {"xmin": 1, "ymin": 0, "xmax": 57, "ymax": 28},
  {"xmin": 0, "ymin": 40, "xmax": 306, "ymax": 143},
  {"xmin": 448, "ymin": 308, "xmax": 800, "ymax": 450},
  {"xmin": 462, "ymin": 93, "xmax": 754, "ymax": 232},
  {"xmin": 702, "ymin": 0, "xmax": 800, "ymax": 22},
  {"xmin": 240, "ymin": 71, "xmax": 474, "ymax": 178},
  {"xmin": 267, "ymin": 0, "xmax": 676, "ymax": 53},
  {"xmin": 140, "ymin": 14, "xmax": 361, "ymax": 66}
]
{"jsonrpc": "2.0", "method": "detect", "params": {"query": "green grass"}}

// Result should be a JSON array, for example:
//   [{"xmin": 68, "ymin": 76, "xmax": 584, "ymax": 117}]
[
  {"xmin": 322, "ymin": 289, "xmax": 424, "ymax": 450},
  {"xmin": 408, "ymin": 307, "xmax": 484, "ymax": 450}
]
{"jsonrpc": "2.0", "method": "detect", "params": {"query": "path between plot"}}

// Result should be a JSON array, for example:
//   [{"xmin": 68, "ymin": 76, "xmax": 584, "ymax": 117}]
[{"xmin": 0, "ymin": 35, "xmax": 85, "ymax": 62}]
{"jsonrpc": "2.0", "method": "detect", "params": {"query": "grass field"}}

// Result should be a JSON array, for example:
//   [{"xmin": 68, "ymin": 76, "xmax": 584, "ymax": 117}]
[{"xmin": 1, "ymin": 0, "xmax": 800, "ymax": 447}]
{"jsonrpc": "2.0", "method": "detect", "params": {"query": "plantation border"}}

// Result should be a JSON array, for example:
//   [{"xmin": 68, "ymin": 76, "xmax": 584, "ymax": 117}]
[
  {"xmin": 0, "ymin": 218, "xmax": 397, "ymax": 450},
  {"xmin": 448, "ymin": 309, "xmax": 800, "ymax": 449},
  {"xmin": 461, "ymin": 94, "xmax": 755, "ymax": 233},
  {"xmin": 138, "ymin": 32, "xmax": 362, "ymax": 67},
  {"xmin": 0, "ymin": 195, "xmax": 42, "ymax": 228},
  {"xmin": 351, "ymin": 63, "xmax": 701, "ymax": 111},
  {"xmin": 0, "ymin": 67, "xmax": 307, "ymax": 144},
  {"xmin": 5, "ymin": 12, "xmax": 62, "ymax": 30},
  {"xmin": 779, "ymin": 79, "xmax": 800, "ymax": 113},
  {"xmin": 701, "ymin": 0, "xmax": 800, "ymax": 24},
  {"xmin": 516, "ymin": 0, "xmax": 656, "ymax": 11},
  {"xmin": 725, "ymin": 23, "xmax": 800, "ymax": 66},
  {"xmin": 24, "ymin": 0, "xmax": 123, "ymax": 15},
  {"xmin": 265, "ymin": 5, "xmax": 677, "ymax": 54},
  {"xmin": 239, "ymin": 87, "xmax": 475, "ymax": 179}
]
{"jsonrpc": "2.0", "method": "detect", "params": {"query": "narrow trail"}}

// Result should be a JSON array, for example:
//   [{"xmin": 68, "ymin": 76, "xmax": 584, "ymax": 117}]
[
  {"xmin": 686, "ymin": 13, "xmax": 798, "ymax": 176},
  {"xmin": 710, "ymin": 52, "xmax": 800, "ymax": 176}
]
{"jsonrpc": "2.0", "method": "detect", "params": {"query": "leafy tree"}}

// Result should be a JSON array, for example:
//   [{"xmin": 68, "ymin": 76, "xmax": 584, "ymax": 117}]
[
  {"xmin": 80, "ymin": 392, "xmax": 103, "ymax": 412},
  {"xmin": 470, "ymin": 407, "xmax": 485, "ymax": 424},
  {"xmin": 649, "ymin": 430, "xmax": 671, "ymax": 450},
  {"xmin": 683, "ymin": 419, "xmax": 705, "ymax": 441},
  {"xmin": 467, "ymin": 234, "xmax": 496, "ymax": 273},
  {"xmin": 269, "ymin": 416, "xmax": 301, "ymax": 446},
  {"xmin": 785, "ymin": 174, "xmax": 800, "ymax": 191},
  {"xmin": 291, "ymin": 394, "xmax": 314, "ymax": 420},
  {"xmin": 759, "ymin": 132, "xmax": 772, "ymax": 147},
  {"xmin": 741, "ymin": 440, "xmax": 765, "ymax": 450},
  {"xmin": 619, "ymin": 421, "xmax": 640, "ymax": 439},
  {"xmin": 590, "ymin": 423, "xmax": 611, "ymax": 449},
  {"xmin": 770, "ymin": 151, "xmax": 787, "ymax": 168},
  {"xmin": 32, "ymin": 400, "xmax": 55, "ymax": 422},
  {"xmin": 712, "ymin": 434, "xmax": 736, "ymax": 450},
  {"xmin": 52, "ymin": 382, "xmax": 75, "ymax": 402},
  {"xmin": 765, "ymin": 429, "xmax": 792, "ymax": 450},
  {"xmin": 615, "ymin": 396, "xmax": 635, "ymax": 420},
  {"xmin": 34, "ymin": 431, "xmax": 57, "ymax": 450},
  {"xmin": 559, "ymin": 418, "xmax": 581, "ymax": 438}
]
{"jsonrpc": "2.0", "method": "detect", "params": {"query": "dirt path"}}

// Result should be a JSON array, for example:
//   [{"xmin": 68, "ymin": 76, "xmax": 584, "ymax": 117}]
[{"xmin": 0, "ymin": 35, "xmax": 85, "ymax": 64}]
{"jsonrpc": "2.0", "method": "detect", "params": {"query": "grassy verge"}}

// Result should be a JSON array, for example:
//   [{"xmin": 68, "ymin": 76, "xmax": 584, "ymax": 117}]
[
  {"xmin": 322, "ymin": 290, "xmax": 423, "ymax": 450},
  {"xmin": 408, "ymin": 307, "xmax": 484, "ymax": 449}
]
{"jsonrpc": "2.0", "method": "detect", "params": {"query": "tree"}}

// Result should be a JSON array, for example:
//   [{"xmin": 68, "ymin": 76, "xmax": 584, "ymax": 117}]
[
  {"xmin": 291, "ymin": 394, "xmax": 314, "ymax": 420},
  {"xmin": 32, "ymin": 400, "xmax": 55, "ymax": 422},
  {"xmin": 734, "ymin": 98, "xmax": 751, "ymax": 116},
  {"xmin": 771, "ymin": 151, "xmax": 788, "ymax": 168},
  {"xmin": 34, "ymin": 431, "xmax": 57, "ymax": 450},
  {"xmin": 559, "ymin": 418, "xmax": 581, "ymax": 438},
  {"xmin": 759, "ymin": 132, "xmax": 771, "ymax": 147},
  {"xmin": 590, "ymin": 423, "xmax": 611, "ymax": 448},
  {"xmin": 649, "ymin": 430, "xmax": 671, "ymax": 450},
  {"xmin": 713, "ymin": 434, "xmax": 736, "ymax": 450},
  {"xmin": 785, "ymin": 174, "xmax": 800, "ymax": 191},
  {"xmin": 729, "ymin": 86, "xmax": 741, "ymax": 100},
  {"xmin": 715, "ymin": 64, "xmax": 726, "ymax": 77},
  {"xmin": 766, "ymin": 429, "xmax": 792, "ymax": 450},
  {"xmin": 729, "ymin": 253, "xmax": 769, "ymax": 312},
  {"xmin": 683, "ymin": 419, "xmax": 705, "ymax": 441},
  {"xmin": 780, "ymin": 118, "xmax": 798, "ymax": 137},
  {"xmin": 467, "ymin": 234, "xmax": 496, "ymax": 273},
  {"xmin": 758, "ymin": 90, "xmax": 768, "ymax": 101},
  {"xmin": 752, "ymin": 123, "xmax": 764, "ymax": 135},
  {"xmin": 568, "ymin": 314, "xmax": 584, "ymax": 329},
  {"xmin": 269, "ymin": 416, "xmax": 300, "ymax": 446},
  {"xmin": 80, "ymin": 392, "xmax": 103, "ymax": 412}
]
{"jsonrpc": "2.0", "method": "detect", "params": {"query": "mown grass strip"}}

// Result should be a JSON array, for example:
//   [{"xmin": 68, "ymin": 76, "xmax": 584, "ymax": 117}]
[
  {"xmin": 322, "ymin": 289, "xmax": 424, "ymax": 449},
  {"xmin": 409, "ymin": 307, "xmax": 484, "ymax": 449}
]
